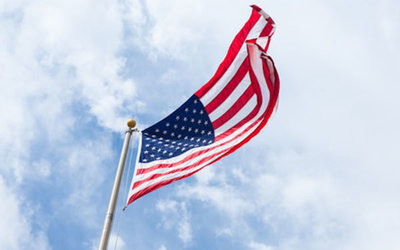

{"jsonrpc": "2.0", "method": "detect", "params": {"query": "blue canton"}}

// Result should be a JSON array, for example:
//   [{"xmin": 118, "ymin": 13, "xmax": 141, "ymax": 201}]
[{"xmin": 140, "ymin": 95, "xmax": 215, "ymax": 163}]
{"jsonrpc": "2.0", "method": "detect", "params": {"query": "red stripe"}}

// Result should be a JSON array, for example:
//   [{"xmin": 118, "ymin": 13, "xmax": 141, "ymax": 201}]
[
  {"xmin": 128, "ymin": 166, "xmax": 206, "ymax": 205},
  {"xmin": 195, "ymin": 8, "xmax": 261, "ymax": 98},
  {"xmin": 204, "ymin": 58, "xmax": 249, "ymax": 114},
  {"xmin": 250, "ymin": 4, "xmax": 262, "ymax": 12},
  {"xmin": 214, "ymin": 43, "xmax": 265, "ymax": 140},
  {"xmin": 211, "ymin": 84, "xmax": 255, "ymax": 130}
]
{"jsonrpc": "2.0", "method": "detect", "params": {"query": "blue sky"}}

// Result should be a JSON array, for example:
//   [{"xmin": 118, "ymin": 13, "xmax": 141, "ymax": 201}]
[{"xmin": 1, "ymin": 0, "xmax": 399, "ymax": 249}]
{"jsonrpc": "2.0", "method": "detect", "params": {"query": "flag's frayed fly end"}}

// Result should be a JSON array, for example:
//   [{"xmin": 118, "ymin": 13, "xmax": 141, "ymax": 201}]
[
  {"xmin": 251, "ymin": 5, "xmax": 271, "ymax": 19},
  {"xmin": 126, "ymin": 5, "xmax": 280, "ymax": 206}
]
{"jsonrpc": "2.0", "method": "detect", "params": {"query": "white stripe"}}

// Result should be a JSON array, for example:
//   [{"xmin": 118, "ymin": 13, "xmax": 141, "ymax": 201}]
[
  {"xmin": 208, "ymin": 73, "xmax": 251, "ymax": 121},
  {"xmin": 200, "ymin": 51, "xmax": 247, "ymax": 106},
  {"xmin": 214, "ymin": 94, "xmax": 257, "ymax": 136},
  {"xmin": 199, "ymin": 17, "xmax": 267, "ymax": 106}
]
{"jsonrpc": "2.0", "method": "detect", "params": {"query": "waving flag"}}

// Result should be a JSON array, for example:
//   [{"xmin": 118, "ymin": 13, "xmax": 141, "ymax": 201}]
[{"xmin": 127, "ymin": 5, "xmax": 280, "ymax": 205}]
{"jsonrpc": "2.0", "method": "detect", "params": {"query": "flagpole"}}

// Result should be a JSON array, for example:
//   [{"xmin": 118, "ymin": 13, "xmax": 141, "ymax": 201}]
[{"xmin": 98, "ymin": 119, "xmax": 137, "ymax": 250}]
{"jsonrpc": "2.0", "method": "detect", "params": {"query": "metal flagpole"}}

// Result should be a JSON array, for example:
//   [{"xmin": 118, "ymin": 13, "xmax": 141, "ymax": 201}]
[{"xmin": 98, "ymin": 119, "xmax": 137, "ymax": 250}]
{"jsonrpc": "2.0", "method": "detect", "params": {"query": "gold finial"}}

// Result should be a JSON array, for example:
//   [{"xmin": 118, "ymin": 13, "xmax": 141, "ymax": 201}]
[{"xmin": 127, "ymin": 119, "xmax": 136, "ymax": 128}]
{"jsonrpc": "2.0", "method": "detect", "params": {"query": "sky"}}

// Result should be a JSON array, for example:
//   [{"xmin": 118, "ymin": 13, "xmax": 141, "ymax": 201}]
[{"xmin": 0, "ymin": 0, "xmax": 399, "ymax": 249}]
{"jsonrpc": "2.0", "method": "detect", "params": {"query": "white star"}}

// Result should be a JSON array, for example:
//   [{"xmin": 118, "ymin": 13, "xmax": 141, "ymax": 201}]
[
  {"xmin": 163, "ymin": 150, "xmax": 167, "ymax": 154},
  {"xmin": 181, "ymin": 126, "xmax": 185, "ymax": 130},
  {"xmin": 145, "ymin": 144, "xmax": 150, "ymax": 147},
  {"xmin": 174, "ymin": 124, "xmax": 178, "ymax": 129},
  {"xmin": 201, "ymin": 130, "xmax": 205, "ymax": 134},
  {"xmin": 144, "ymin": 151, "xmax": 148, "ymax": 154},
  {"xmin": 198, "ymin": 120, "xmax": 202, "ymax": 124},
  {"xmin": 157, "ymin": 148, "xmax": 162, "ymax": 152},
  {"xmin": 185, "ymin": 108, "xmax": 189, "ymax": 112},
  {"xmin": 188, "ymin": 127, "xmax": 192, "ymax": 132},
  {"xmin": 181, "ymin": 148, "xmax": 185, "ymax": 151},
  {"xmin": 203, "ymin": 139, "xmax": 207, "ymax": 143},
  {"xmin": 176, "ymin": 116, "xmax": 180, "ymax": 120},
  {"xmin": 152, "ymin": 134, "xmax": 156, "ymax": 138},
  {"xmin": 204, "ymin": 121, "xmax": 208, "ymax": 125},
  {"xmin": 184, "ymin": 136, "xmax": 188, "ymax": 140},
  {"xmin": 194, "ymin": 129, "xmax": 199, "ymax": 133},
  {"xmin": 143, "ymin": 159, "xmax": 148, "ymax": 162},
  {"xmin": 177, "ymin": 134, "xmax": 182, "ymax": 138},
  {"xmin": 150, "ymin": 154, "xmax": 155, "ymax": 158},
  {"xmin": 190, "ymin": 137, "xmax": 195, "ymax": 141},
  {"xmin": 151, "ymin": 147, "xmax": 156, "ymax": 150},
  {"xmin": 208, "ymin": 140, "xmax": 212, "ymax": 144},
  {"xmin": 156, "ymin": 157, "xmax": 161, "ymax": 160},
  {"xmin": 170, "ymin": 145, "xmax": 175, "ymax": 148},
  {"xmin": 176, "ymin": 146, "xmax": 180, "ymax": 150},
  {"xmin": 193, "ymin": 109, "xmax": 197, "ymax": 114},
  {"xmin": 152, "ymin": 139, "xmax": 156, "ymax": 142},
  {"xmin": 200, "ymin": 110, "xmax": 204, "ymax": 114},
  {"xmin": 155, "ymin": 129, "xmax": 160, "ymax": 132},
  {"xmin": 196, "ymin": 138, "xmax": 200, "ymax": 142},
  {"xmin": 166, "ymin": 123, "xmax": 170, "ymax": 127},
  {"xmin": 194, "ymin": 100, "xmax": 198, "ymax": 104},
  {"xmin": 172, "ymin": 141, "xmax": 176, "ymax": 144},
  {"xmin": 165, "ymin": 139, "xmax": 170, "ymax": 142},
  {"xmin": 169, "ymin": 152, "xmax": 173, "ymax": 156},
  {"xmin": 171, "ymin": 132, "xmax": 175, "ymax": 137},
  {"xmin": 191, "ymin": 118, "xmax": 195, "ymax": 123},
  {"xmin": 163, "ymin": 131, "xmax": 167, "ymax": 134},
  {"xmin": 183, "ymin": 117, "xmax": 187, "ymax": 121},
  {"xmin": 207, "ymin": 131, "xmax": 212, "ymax": 135},
  {"xmin": 178, "ymin": 142, "xmax": 182, "ymax": 145}
]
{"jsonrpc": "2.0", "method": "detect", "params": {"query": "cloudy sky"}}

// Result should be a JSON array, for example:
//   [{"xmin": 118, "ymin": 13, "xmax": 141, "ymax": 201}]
[{"xmin": 1, "ymin": 0, "xmax": 399, "ymax": 249}]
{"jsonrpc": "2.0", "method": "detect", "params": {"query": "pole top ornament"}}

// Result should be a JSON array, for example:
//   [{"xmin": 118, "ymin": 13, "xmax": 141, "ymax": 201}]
[{"xmin": 127, "ymin": 119, "xmax": 136, "ymax": 128}]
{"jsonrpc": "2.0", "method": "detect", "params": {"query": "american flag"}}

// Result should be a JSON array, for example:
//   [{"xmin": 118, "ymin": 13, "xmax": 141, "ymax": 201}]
[{"xmin": 127, "ymin": 5, "xmax": 280, "ymax": 205}]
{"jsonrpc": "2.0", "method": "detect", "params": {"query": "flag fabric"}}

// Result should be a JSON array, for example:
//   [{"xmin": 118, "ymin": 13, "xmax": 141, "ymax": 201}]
[{"xmin": 127, "ymin": 5, "xmax": 280, "ymax": 205}]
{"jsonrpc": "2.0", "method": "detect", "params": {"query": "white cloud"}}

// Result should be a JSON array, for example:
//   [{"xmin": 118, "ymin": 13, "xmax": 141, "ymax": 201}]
[
  {"xmin": 156, "ymin": 199, "xmax": 193, "ymax": 245},
  {"xmin": 248, "ymin": 241, "xmax": 274, "ymax": 250},
  {"xmin": 158, "ymin": 245, "xmax": 167, "ymax": 250},
  {"xmin": 0, "ymin": 176, "xmax": 50, "ymax": 250},
  {"xmin": 0, "ymin": 0, "xmax": 140, "ymax": 248}
]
